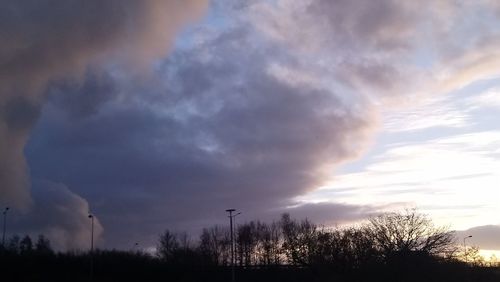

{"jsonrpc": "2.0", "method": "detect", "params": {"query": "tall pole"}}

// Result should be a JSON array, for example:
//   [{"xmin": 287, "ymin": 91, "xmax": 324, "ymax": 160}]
[
  {"xmin": 89, "ymin": 215, "xmax": 94, "ymax": 253},
  {"xmin": 233, "ymin": 212, "xmax": 241, "ymax": 264},
  {"xmin": 226, "ymin": 209, "xmax": 236, "ymax": 282},
  {"xmin": 463, "ymin": 235, "xmax": 472, "ymax": 264},
  {"xmin": 2, "ymin": 207, "xmax": 9, "ymax": 247},
  {"xmin": 88, "ymin": 214, "xmax": 94, "ymax": 282}
]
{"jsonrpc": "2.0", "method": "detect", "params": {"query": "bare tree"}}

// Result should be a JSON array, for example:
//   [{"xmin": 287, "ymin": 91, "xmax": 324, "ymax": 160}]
[
  {"xmin": 236, "ymin": 221, "xmax": 258, "ymax": 266},
  {"xmin": 366, "ymin": 209, "xmax": 455, "ymax": 258},
  {"xmin": 157, "ymin": 230, "xmax": 179, "ymax": 262},
  {"xmin": 7, "ymin": 235, "xmax": 20, "ymax": 253},
  {"xmin": 19, "ymin": 235, "xmax": 33, "ymax": 254},
  {"xmin": 254, "ymin": 221, "xmax": 281, "ymax": 265},
  {"xmin": 199, "ymin": 225, "xmax": 230, "ymax": 266},
  {"xmin": 35, "ymin": 234, "xmax": 53, "ymax": 255},
  {"xmin": 280, "ymin": 213, "xmax": 318, "ymax": 265}
]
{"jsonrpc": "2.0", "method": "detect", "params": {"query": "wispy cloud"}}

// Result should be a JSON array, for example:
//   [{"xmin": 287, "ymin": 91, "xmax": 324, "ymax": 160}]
[
  {"xmin": 465, "ymin": 87, "xmax": 500, "ymax": 110},
  {"xmin": 383, "ymin": 95, "xmax": 469, "ymax": 132},
  {"xmin": 301, "ymin": 130, "xmax": 500, "ymax": 229}
]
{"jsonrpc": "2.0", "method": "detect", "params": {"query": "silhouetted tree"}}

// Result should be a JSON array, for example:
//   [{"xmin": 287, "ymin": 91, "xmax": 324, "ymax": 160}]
[
  {"xmin": 157, "ymin": 230, "xmax": 179, "ymax": 262},
  {"xmin": 462, "ymin": 245, "xmax": 486, "ymax": 266},
  {"xmin": 171, "ymin": 232, "xmax": 200, "ymax": 265},
  {"xmin": 178, "ymin": 232, "xmax": 191, "ymax": 251},
  {"xmin": 253, "ymin": 221, "xmax": 282, "ymax": 265},
  {"xmin": 3, "ymin": 213, "xmax": 500, "ymax": 282},
  {"xmin": 263, "ymin": 221, "xmax": 282, "ymax": 265},
  {"xmin": 35, "ymin": 234, "xmax": 53, "ymax": 255},
  {"xmin": 280, "ymin": 213, "xmax": 318, "ymax": 265},
  {"xmin": 488, "ymin": 254, "xmax": 498, "ymax": 267},
  {"xmin": 19, "ymin": 235, "xmax": 33, "ymax": 254},
  {"xmin": 311, "ymin": 227, "xmax": 378, "ymax": 271},
  {"xmin": 7, "ymin": 235, "xmax": 20, "ymax": 253},
  {"xmin": 342, "ymin": 227, "xmax": 379, "ymax": 267},
  {"xmin": 198, "ymin": 225, "xmax": 230, "ymax": 266},
  {"xmin": 199, "ymin": 228, "xmax": 215, "ymax": 265},
  {"xmin": 236, "ymin": 221, "xmax": 258, "ymax": 266},
  {"xmin": 366, "ymin": 209, "xmax": 455, "ymax": 259}
]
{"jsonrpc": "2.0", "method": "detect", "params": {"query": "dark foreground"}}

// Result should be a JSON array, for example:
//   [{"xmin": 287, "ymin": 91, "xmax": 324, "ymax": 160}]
[
  {"xmin": 2, "ymin": 211, "xmax": 499, "ymax": 281},
  {"xmin": 2, "ymin": 251, "xmax": 499, "ymax": 282}
]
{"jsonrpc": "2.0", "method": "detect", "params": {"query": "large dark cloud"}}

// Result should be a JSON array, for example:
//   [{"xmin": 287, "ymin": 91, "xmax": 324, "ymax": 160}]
[
  {"xmin": 8, "ymin": 180, "xmax": 104, "ymax": 251},
  {"xmin": 24, "ymin": 10, "xmax": 382, "ymax": 247},
  {"xmin": 26, "ymin": 33, "xmax": 374, "ymax": 246},
  {"xmin": 0, "ymin": 0, "xmax": 207, "ymax": 248},
  {"xmin": 0, "ymin": 0, "xmax": 207, "ymax": 209},
  {"xmin": 5, "ymin": 0, "xmax": 500, "ymax": 250}
]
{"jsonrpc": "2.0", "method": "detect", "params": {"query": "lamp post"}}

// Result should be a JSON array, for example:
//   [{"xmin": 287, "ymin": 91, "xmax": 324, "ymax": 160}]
[
  {"xmin": 88, "ymin": 214, "xmax": 94, "ymax": 282},
  {"xmin": 226, "ymin": 209, "xmax": 241, "ymax": 282},
  {"xmin": 88, "ymin": 214, "xmax": 94, "ymax": 252},
  {"xmin": 2, "ymin": 207, "xmax": 9, "ymax": 247},
  {"xmin": 463, "ymin": 235, "xmax": 472, "ymax": 264}
]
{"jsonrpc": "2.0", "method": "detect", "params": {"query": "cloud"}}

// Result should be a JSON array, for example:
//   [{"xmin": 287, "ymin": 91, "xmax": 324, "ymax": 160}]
[
  {"xmin": 26, "ymin": 26, "xmax": 376, "ymax": 245},
  {"xmin": 48, "ymin": 70, "xmax": 118, "ymax": 120},
  {"xmin": 456, "ymin": 225, "xmax": 500, "ymax": 250},
  {"xmin": 383, "ymin": 95, "xmax": 469, "ymax": 132},
  {"xmin": 300, "ymin": 130, "xmax": 500, "ymax": 230},
  {"xmin": 0, "ymin": 0, "xmax": 208, "ymax": 209},
  {"xmin": 250, "ymin": 0, "xmax": 428, "ymax": 101},
  {"xmin": 5, "ymin": 0, "xmax": 500, "ymax": 250},
  {"xmin": 436, "ymin": 36, "xmax": 500, "ymax": 93},
  {"xmin": 252, "ymin": 0, "xmax": 419, "ymax": 52},
  {"xmin": 465, "ymin": 87, "xmax": 500, "ymax": 110},
  {"xmin": 9, "ymin": 180, "xmax": 103, "ymax": 251},
  {"xmin": 25, "ymin": 0, "xmax": 438, "ymax": 247},
  {"xmin": 281, "ymin": 201, "xmax": 404, "ymax": 227}
]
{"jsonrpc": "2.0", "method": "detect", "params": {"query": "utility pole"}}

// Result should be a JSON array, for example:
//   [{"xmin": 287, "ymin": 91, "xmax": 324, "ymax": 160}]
[
  {"xmin": 463, "ymin": 235, "xmax": 472, "ymax": 264},
  {"xmin": 2, "ymin": 207, "xmax": 9, "ymax": 247},
  {"xmin": 226, "ymin": 209, "xmax": 241, "ymax": 282},
  {"xmin": 88, "ymin": 214, "xmax": 95, "ymax": 282}
]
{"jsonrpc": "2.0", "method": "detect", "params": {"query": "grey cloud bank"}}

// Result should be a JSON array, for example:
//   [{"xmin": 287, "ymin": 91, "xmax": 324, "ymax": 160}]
[
  {"xmin": 1, "ymin": 0, "xmax": 207, "ymax": 249},
  {"xmin": 9, "ymin": 180, "xmax": 104, "ymax": 251},
  {"xmin": 1, "ymin": 0, "xmax": 207, "ymax": 209},
  {"xmin": 457, "ymin": 225, "xmax": 500, "ymax": 250}
]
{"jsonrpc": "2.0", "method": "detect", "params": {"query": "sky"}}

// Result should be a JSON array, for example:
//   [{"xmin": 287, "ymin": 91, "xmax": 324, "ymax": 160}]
[{"xmin": 0, "ymin": 0, "xmax": 499, "ymax": 257}]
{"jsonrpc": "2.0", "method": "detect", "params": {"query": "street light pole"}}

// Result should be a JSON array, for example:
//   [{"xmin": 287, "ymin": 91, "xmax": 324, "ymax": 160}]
[
  {"xmin": 88, "ymin": 215, "xmax": 94, "ymax": 253},
  {"xmin": 226, "ymin": 209, "xmax": 241, "ymax": 282},
  {"xmin": 88, "ymin": 214, "xmax": 94, "ymax": 282},
  {"xmin": 2, "ymin": 207, "xmax": 9, "ymax": 247},
  {"xmin": 132, "ymin": 242, "xmax": 139, "ymax": 253},
  {"xmin": 233, "ymin": 212, "xmax": 241, "ymax": 264},
  {"xmin": 463, "ymin": 235, "xmax": 472, "ymax": 264}
]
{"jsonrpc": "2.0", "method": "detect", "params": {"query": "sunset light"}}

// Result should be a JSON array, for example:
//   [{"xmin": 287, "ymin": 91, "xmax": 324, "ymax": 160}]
[{"xmin": 1, "ymin": 0, "xmax": 499, "ymax": 280}]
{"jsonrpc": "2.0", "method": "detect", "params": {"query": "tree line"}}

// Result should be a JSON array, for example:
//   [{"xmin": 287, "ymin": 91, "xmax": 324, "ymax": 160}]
[
  {"xmin": 1, "ymin": 209, "xmax": 498, "ymax": 282},
  {"xmin": 1, "ymin": 234, "xmax": 53, "ymax": 255},
  {"xmin": 157, "ymin": 210, "xmax": 465, "ymax": 268}
]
